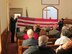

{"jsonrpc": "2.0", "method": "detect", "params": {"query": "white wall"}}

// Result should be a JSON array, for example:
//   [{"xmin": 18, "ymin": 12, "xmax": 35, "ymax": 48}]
[
  {"xmin": 0, "ymin": 0, "xmax": 9, "ymax": 34},
  {"xmin": 9, "ymin": 0, "xmax": 72, "ymax": 19},
  {"xmin": 0, "ymin": 0, "xmax": 9, "ymax": 53},
  {"xmin": 0, "ymin": 14, "xmax": 1, "ymax": 53},
  {"xmin": 9, "ymin": 0, "xmax": 42, "ymax": 18}
]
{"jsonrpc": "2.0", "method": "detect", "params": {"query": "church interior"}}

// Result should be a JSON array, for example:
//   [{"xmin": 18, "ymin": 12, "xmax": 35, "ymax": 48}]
[{"xmin": 0, "ymin": 0, "xmax": 72, "ymax": 54}]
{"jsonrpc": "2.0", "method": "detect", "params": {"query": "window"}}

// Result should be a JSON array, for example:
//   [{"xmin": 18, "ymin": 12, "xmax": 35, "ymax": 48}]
[{"xmin": 43, "ymin": 6, "xmax": 58, "ymax": 19}]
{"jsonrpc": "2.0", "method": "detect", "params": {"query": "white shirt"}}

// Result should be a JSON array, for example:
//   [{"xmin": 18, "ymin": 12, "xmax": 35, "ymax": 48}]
[{"xmin": 55, "ymin": 36, "xmax": 71, "ymax": 45}]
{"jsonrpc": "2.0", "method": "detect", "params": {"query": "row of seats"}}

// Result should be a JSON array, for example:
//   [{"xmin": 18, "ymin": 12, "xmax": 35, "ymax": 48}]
[
  {"xmin": 17, "ymin": 38, "xmax": 58, "ymax": 54},
  {"xmin": 17, "ymin": 37, "xmax": 72, "ymax": 54}
]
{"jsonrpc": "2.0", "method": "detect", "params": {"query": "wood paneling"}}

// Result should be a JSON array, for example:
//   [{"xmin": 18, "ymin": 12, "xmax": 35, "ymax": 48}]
[
  {"xmin": 1, "ymin": 28, "xmax": 8, "ymax": 54},
  {"xmin": 64, "ymin": 19, "xmax": 72, "ymax": 24}
]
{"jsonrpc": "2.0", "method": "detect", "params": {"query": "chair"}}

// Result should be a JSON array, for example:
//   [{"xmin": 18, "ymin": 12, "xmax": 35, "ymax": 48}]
[
  {"xmin": 18, "ymin": 39, "xmax": 23, "ymax": 54},
  {"xmin": 18, "ymin": 39, "xmax": 29, "ymax": 54},
  {"xmin": 18, "ymin": 45, "xmax": 29, "ymax": 54},
  {"xmin": 18, "ymin": 39, "xmax": 23, "ymax": 46}
]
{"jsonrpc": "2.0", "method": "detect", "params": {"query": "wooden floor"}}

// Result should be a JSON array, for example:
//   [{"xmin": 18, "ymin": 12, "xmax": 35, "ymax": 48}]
[{"xmin": 6, "ymin": 32, "xmax": 18, "ymax": 54}]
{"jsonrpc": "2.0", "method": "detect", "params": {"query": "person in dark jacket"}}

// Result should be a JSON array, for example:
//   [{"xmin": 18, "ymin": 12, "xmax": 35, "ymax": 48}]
[
  {"xmin": 58, "ymin": 18, "xmax": 64, "ymax": 31},
  {"xmin": 23, "ymin": 35, "xmax": 56, "ymax": 54},
  {"xmin": 10, "ymin": 16, "xmax": 17, "ymax": 43},
  {"xmin": 33, "ymin": 24, "xmax": 41, "ymax": 35}
]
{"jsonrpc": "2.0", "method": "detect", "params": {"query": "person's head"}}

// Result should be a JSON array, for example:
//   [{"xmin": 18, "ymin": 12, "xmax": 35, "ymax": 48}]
[
  {"xmin": 10, "ymin": 16, "xmax": 14, "ymax": 20},
  {"xmin": 27, "ymin": 29, "xmax": 34, "ymax": 38},
  {"xmin": 33, "ymin": 24, "xmax": 38, "ymax": 31},
  {"xmin": 59, "ymin": 18, "xmax": 64, "ymax": 22},
  {"xmin": 61, "ymin": 18, "xmax": 64, "ymax": 20},
  {"xmin": 19, "ymin": 27, "xmax": 26, "ymax": 32},
  {"xmin": 61, "ymin": 28, "xmax": 70, "ymax": 37},
  {"xmin": 11, "ymin": 15, "xmax": 14, "ymax": 18},
  {"xmin": 53, "ymin": 25, "xmax": 56, "ymax": 30},
  {"xmin": 39, "ymin": 29, "xmax": 46, "ymax": 36},
  {"xmin": 53, "ymin": 23, "xmax": 58, "ymax": 30},
  {"xmin": 38, "ymin": 35, "xmax": 49, "ymax": 46},
  {"xmin": 61, "ymin": 25, "xmax": 71, "ymax": 31},
  {"xmin": 68, "ymin": 25, "xmax": 72, "ymax": 32},
  {"xmin": 36, "ymin": 24, "xmax": 40, "ymax": 28}
]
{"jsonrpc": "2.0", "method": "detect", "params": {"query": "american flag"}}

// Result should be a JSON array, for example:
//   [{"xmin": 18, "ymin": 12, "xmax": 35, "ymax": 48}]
[{"xmin": 16, "ymin": 17, "xmax": 58, "ymax": 28}]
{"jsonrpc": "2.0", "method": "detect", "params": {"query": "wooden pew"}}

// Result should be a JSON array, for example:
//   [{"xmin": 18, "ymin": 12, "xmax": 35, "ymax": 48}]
[
  {"xmin": 18, "ymin": 46, "xmax": 29, "ymax": 54},
  {"xmin": 47, "ymin": 45, "xmax": 59, "ymax": 50},
  {"xmin": 64, "ymin": 19, "xmax": 72, "ymax": 24},
  {"xmin": 18, "ymin": 38, "xmax": 57, "ymax": 47},
  {"xmin": 18, "ymin": 39, "xmax": 29, "ymax": 54},
  {"xmin": 48, "ymin": 38, "xmax": 57, "ymax": 45},
  {"xmin": 18, "ymin": 38, "xmax": 58, "ymax": 54}
]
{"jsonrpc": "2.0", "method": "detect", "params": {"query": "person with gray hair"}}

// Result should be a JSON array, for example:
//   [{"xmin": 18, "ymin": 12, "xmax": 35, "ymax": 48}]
[
  {"xmin": 23, "ymin": 35, "xmax": 56, "ymax": 54},
  {"xmin": 38, "ymin": 35, "xmax": 49, "ymax": 46},
  {"xmin": 49, "ymin": 25, "xmax": 60, "ymax": 38},
  {"xmin": 22, "ymin": 29, "xmax": 38, "ymax": 46},
  {"xmin": 55, "ymin": 26, "xmax": 71, "ymax": 45}
]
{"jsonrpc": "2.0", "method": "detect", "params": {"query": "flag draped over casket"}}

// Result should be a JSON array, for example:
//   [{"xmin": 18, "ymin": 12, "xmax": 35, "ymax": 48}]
[{"xmin": 16, "ymin": 17, "xmax": 58, "ymax": 28}]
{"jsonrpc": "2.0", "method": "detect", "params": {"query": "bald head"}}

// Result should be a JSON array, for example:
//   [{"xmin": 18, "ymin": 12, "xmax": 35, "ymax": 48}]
[{"xmin": 38, "ymin": 35, "xmax": 49, "ymax": 46}]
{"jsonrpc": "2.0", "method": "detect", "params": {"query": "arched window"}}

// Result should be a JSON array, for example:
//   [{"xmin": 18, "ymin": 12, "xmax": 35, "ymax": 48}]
[{"xmin": 43, "ymin": 6, "xmax": 58, "ymax": 19}]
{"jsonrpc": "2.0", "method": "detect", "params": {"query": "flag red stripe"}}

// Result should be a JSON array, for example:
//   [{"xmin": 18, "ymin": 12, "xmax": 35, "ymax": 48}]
[
  {"xmin": 17, "ymin": 17, "xmax": 58, "ymax": 28},
  {"xmin": 17, "ymin": 21, "xmax": 57, "ymax": 25},
  {"xmin": 17, "ymin": 24, "xmax": 54, "ymax": 28},
  {"xmin": 18, "ymin": 17, "xmax": 58, "ymax": 22}
]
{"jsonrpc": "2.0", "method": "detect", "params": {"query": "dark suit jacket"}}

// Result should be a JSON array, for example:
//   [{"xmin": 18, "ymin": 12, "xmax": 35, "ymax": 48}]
[
  {"xmin": 22, "ymin": 38, "xmax": 38, "ymax": 46},
  {"xmin": 35, "ymin": 28, "xmax": 41, "ymax": 35},
  {"xmin": 10, "ymin": 17, "xmax": 17, "ymax": 32},
  {"xmin": 58, "ymin": 20, "xmax": 64, "ymax": 31},
  {"xmin": 23, "ymin": 45, "xmax": 56, "ymax": 54}
]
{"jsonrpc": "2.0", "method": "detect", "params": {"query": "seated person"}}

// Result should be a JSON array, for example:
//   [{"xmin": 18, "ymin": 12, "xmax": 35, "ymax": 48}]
[
  {"xmin": 68, "ymin": 25, "xmax": 72, "ymax": 38},
  {"xmin": 33, "ymin": 24, "xmax": 41, "ymax": 35},
  {"xmin": 23, "ymin": 35, "xmax": 56, "ymax": 54},
  {"xmin": 22, "ymin": 29, "xmax": 38, "ymax": 46},
  {"xmin": 39, "ymin": 28, "xmax": 47, "ymax": 36},
  {"xmin": 56, "ymin": 41, "xmax": 72, "ymax": 54},
  {"xmin": 23, "ymin": 30, "xmax": 38, "ymax": 40},
  {"xmin": 49, "ymin": 25, "xmax": 60, "ymax": 38},
  {"xmin": 46, "ymin": 26, "xmax": 51, "ymax": 32},
  {"xmin": 55, "ymin": 26, "xmax": 71, "ymax": 45},
  {"xmin": 17, "ymin": 27, "xmax": 26, "ymax": 36}
]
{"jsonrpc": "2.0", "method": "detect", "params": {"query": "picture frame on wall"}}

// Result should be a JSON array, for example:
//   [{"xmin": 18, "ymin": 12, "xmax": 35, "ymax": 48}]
[{"xmin": 41, "ymin": 0, "xmax": 60, "ymax": 5}]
